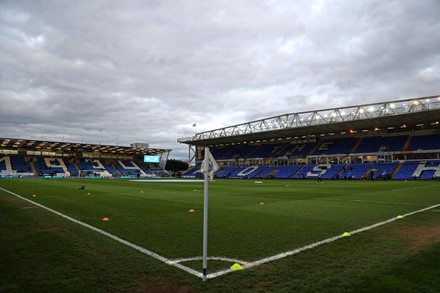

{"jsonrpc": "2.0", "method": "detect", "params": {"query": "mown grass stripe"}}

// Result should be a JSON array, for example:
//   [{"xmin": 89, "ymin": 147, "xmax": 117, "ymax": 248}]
[
  {"xmin": 0, "ymin": 187, "xmax": 203, "ymax": 279},
  {"xmin": 206, "ymin": 202, "xmax": 440, "ymax": 279}
]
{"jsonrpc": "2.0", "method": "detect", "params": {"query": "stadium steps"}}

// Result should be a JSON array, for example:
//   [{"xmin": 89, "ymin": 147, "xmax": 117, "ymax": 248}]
[
  {"xmin": 290, "ymin": 165, "xmax": 307, "ymax": 178},
  {"xmin": 246, "ymin": 146, "xmax": 260, "ymax": 159},
  {"xmin": 351, "ymin": 137, "xmax": 363, "ymax": 153},
  {"xmin": 112, "ymin": 163, "xmax": 122, "ymax": 175},
  {"xmin": 277, "ymin": 144, "xmax": 290, "ymax": 157},
  {"xmin": 308, "ymin": 142, "xmax": 322, "ymax": 156},
  {"xmin": 402, "ymin": 136, "xmax": 412, "ymax": 151},
  {"xmin": 29, "ymin": 160, "xmax": 37, "ymax": 175},
  {"xmin": 73, "ymin": 162, "xmax": 81, "ymax": 175},
  {"xmin": 337, "ymin": 164, "xmax": 348, "ymax": 176},
  {"xmin": 182, "ymin": 166, "xmax": 198, "ymax": 176},
  {"xmin": 4, "ymin": 156, "xmax": 12, "ymax": 171},
  {"xmin": 392, "ymin": 162, "xmax": 402, "ymax": 178}
]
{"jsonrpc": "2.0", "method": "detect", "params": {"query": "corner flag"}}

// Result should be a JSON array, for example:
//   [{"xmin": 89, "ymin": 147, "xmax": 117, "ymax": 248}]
[
  {"xmin": 200, "ymin": 148, "xmax": 219, "ymax": 181},
  {"xmin": 201, "ymin": 147, "xmax": 219, "ymax": 281}
]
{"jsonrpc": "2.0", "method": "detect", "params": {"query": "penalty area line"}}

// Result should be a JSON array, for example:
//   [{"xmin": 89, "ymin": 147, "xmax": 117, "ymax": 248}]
[{"xmin": 0, "ymin": 187, "xmax": 203, "ymax": 279}]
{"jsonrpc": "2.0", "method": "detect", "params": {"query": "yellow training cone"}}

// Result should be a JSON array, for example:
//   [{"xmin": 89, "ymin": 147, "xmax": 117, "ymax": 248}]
[
  {"xmin": 102, "ymin": 217, "xmax": 109, "ymax": 221},
  {"xmin": 342, "ymin": 232, "xmax": 351, "ymax": 237},
  {"xmin": 188, "ymin": 209, "xmax": 195, "ymax": 213},
  {"xmin": 230, "ymin": 263, "xmax": 243, "ymax": 271},
  {"xmin": 396, "ymin": 215, "xmax": 404, "ymax": 219}
]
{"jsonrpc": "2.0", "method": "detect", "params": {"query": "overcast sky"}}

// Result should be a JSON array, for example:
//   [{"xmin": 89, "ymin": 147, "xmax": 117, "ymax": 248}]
[{"xmin": 1, "ymin": 0, "xmax": 439, "ymax": 159}]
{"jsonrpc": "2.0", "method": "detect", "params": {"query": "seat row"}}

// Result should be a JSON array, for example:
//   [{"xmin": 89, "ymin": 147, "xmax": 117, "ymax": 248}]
[
  {"xmin": 184, "ymin": 160, "xmax": 440, "ymax": 180},
  {"xmin": 0, "ymin": 155, "xmax": 168, "ymax": 178},
  {"xmin": 211, "ymin": 134, "xmax": 440, "ymax": 160}
]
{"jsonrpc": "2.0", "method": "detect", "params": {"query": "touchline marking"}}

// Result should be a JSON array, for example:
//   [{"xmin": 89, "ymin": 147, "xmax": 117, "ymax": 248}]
[
  {"xmin": 204, "ymin": 202, "xmax": 440, "ymax": 280},
  {"xmin": 2, "ymin": 187, "xmax": 439, "ymax": 281},
  {"xmin": 324, "ymin": 198, "xmax": 429, "ymax": 207},
  {"xmin": 0, "ymin": 187, "xmax": 202, "ymax": 279},
  {"xmin": 391, "ymin": 184, "xmax": 438, "ymax": 192}
]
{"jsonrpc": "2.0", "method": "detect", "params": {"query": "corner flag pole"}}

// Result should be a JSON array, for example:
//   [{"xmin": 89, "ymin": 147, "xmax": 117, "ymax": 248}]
[
  {"xmin": 201, "ymin": 147, "xmax": 219, "ymax": 281},
  {"xmin": 202, "ymin": 147, "xmax": 209, "ymax": 281}
]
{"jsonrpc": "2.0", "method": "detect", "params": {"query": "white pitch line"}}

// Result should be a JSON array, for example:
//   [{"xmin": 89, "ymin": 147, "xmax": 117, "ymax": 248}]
[
  {"xmin": 324, "ymin": 198, "xmax": 430, "ymax": 207},
  {"xmin": 2, "ymin": 187, "xmax": 439, "ymax": 281},
  {"xmin": 171, "ymin": 256, "xmax": 249, "ymax": 265},
  {"xmin": 205, "ymin": 202, "xmax": 440, "ymax": 280},
  {"xmin": 391, "ymin": 184, "xmax": 439, "ymax": 192},
  {"xmin": 0, "ymin": 187, "xmax": 202, "ymax": 279}
]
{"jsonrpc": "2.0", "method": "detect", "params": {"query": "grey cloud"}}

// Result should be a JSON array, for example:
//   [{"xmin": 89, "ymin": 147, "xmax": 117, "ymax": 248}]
[{"xmin": 1, "ymin": 0, "xmax": 439, "ymax": 159}]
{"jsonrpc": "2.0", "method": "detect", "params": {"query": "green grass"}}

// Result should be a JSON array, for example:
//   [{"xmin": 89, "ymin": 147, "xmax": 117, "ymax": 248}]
[{"xmin": 1, "ymin": 178, "xmax": 439, "ymax": 292}]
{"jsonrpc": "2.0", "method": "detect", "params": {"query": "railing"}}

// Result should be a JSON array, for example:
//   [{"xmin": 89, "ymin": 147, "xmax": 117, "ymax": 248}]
[{"xmin": 178, "ymin": 95, "xmax": 440, "ymax": 143}]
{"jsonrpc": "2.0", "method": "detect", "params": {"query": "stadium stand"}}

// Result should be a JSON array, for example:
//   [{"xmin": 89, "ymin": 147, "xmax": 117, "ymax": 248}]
[
  {"xmin": 185, "ymin": 148, "xmax": 439, "ymax": 181},
  {"xmin": 2, "ymin": 96, "xmax": 440, "ymax": 180},
  {"xmin": 227, "ymin": 165, "xmax": 267, "ymax": 179},
  {"xmin": 251, "ymin": 144, "xmax": 286, "ymax": 158},
  {"xmin": 10, "ymin": 155, "xmax": 33, "ymax": 174},
  {"xmin": 33, "ymin": 157, "xmax": 70, "ymax": 176},
  {"xmin": 64, "ymin": 159, "xmax": 80, "ymax": 176},
  {"xmin": 407, "ymin": 135, "xmax": 440, "ymax": 151},
  {"xmin": 258, "ymin": 165, "xmax": 303, "ymax": 179},
  {"xmin": 150, "ymin": 167, "xmax": 170, "ymax": 177},
  {"xmin": 278, "ymin": 142, "xmax": 317, "ymax": 157},
  {"xmin": 214, "ymin": 166, "xmax": 238, "ymax": 178},
  {"xmin": 0, "ymin": 154, "xmax": 167, "ymax": 179},
  {"xmin": 312, "ymin": 137, "xmax": 359, "ymax": 155},
  {"xmin": 394, "ymin": 160, "xmax": 440, "ymax": 180},
  {"xmin": 354, "ymin": 135, "xmax": 408, "ymax": 153}
]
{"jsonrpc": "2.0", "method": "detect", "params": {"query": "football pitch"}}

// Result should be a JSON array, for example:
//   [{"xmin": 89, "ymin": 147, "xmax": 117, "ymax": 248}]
[{"xmin": 1, "ymin": 178, "xmax": 439, "ymax": 292}]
